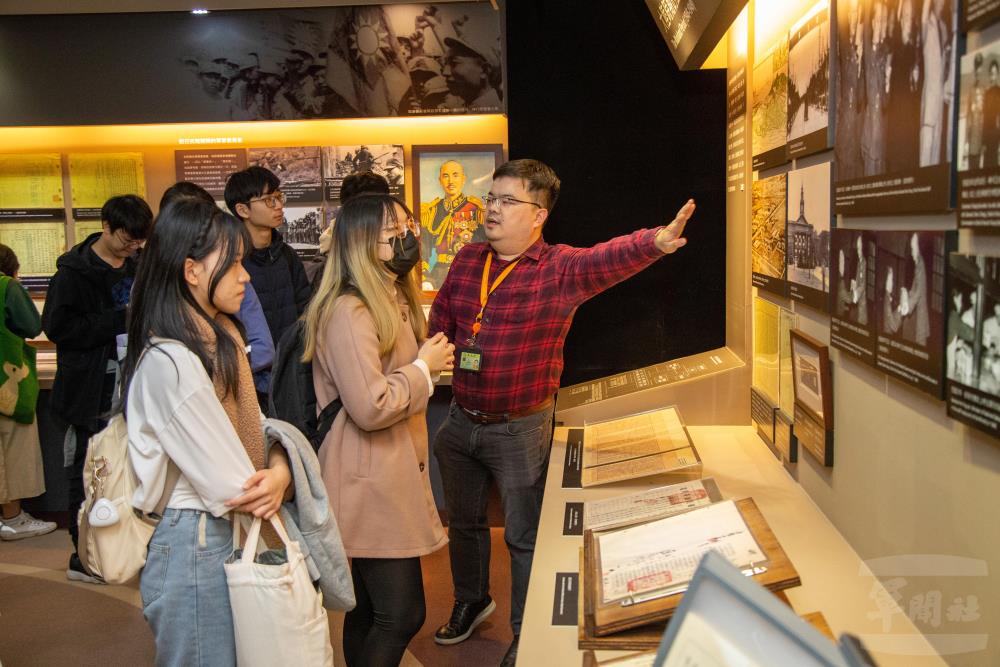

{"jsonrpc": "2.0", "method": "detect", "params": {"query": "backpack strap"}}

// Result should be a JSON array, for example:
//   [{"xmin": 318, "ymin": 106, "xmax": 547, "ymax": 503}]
[{"xmin": 151, "ymin": 460, "xmax": 181, "ymax": 518}]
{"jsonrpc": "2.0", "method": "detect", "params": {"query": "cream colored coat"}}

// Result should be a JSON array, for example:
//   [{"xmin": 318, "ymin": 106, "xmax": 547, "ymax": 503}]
[{"xmin": 313, "ymin": 293, "xmax": 447, "ymax": 558}]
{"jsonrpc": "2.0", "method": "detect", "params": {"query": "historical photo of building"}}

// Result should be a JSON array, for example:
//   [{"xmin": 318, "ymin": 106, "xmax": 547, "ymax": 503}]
[
  {"xmin": 786, "ymin": 161, "xmax": 830, "ymax": 311},
  {"xmin": 786, "ymin": 0, "xmax": 831, "ymax": 157},
  {"xmin": 752, "ymin": 173, "xmax": 787, "ymax": 296}
]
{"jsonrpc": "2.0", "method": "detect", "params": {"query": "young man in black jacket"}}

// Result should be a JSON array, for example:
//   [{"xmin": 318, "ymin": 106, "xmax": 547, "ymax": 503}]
[
  {"xmin": 224, "ymin": 166, "xmax": 312, "ymax": 407},
  {"xmin": 42, "ymin": 194, "xmax": 152, "ymax": 583}
]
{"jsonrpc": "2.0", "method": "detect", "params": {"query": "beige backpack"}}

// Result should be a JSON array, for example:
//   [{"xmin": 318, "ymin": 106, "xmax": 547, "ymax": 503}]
[{"xmin": 76, "ymin": 414, "xmax": 178, "ymax": 584}]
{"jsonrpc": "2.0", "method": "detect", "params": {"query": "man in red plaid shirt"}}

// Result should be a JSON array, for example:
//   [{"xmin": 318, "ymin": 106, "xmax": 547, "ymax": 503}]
[{"xmin": 428, "ymin": 159, "xmax": 694, "ymax": 665}]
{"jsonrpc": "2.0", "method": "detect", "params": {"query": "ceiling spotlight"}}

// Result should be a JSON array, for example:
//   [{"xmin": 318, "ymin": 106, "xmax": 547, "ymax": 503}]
[{"xmin": 191, "ymin": 8, "xmax": 210, "ymax": 15}]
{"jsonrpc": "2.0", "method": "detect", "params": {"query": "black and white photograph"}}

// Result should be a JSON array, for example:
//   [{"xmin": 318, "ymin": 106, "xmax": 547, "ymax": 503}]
[
  {"xmin": 790, "ymin": 328, "xmax": 833, "ymax": 430},
  {"xmin": 874, "ymin": 231, "xmax": 951, "ymax": 398},
  {"xmin": 786, "ymin": 161, "xmax": 831, "ymax": 312},
  {"xmin": 957, "ymin": 40, "xmax": 1000, "ymax": 227},
  {"xmin": 752, "ymin": 174, "xmax": 787, "ymax": 296},
  {"xmin": 946, "ymin": 254, "xmax": 1000, "ymax": 437},
  {"xmin": 321, "ymin": 144, "xmax": 404, "ymax": 201},
  {"xmin": 830, "ymin": 228, "xmax": 877, "ymax": 365},
  {"xmin": 834, "ymin": 0, "xmax": 957, "ymax": 215},
  {"xmin": 248, "ymin": 146, "xmax": 322, "ymax": 203},
  {"xmin": 786, "ymin": 0, "xmax": 832, "ymax": 158},
  {"xmin": 752, "ymin": 37, "xmax": 790, "ymax": 170},
  {"xmin": 0, "ymin": 3, "xmax": 503, "ymax": 125},
  {"xmin": 278, "ymin": 205, "xmax": 326, "ymax": 260}
]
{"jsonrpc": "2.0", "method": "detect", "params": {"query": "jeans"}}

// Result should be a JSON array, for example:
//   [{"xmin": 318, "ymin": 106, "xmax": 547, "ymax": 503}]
[
  {"xmin": 433, "ymin": 400, "xmax": 554, "ymax": 634},
  {"xmin": 141, "ymin": 509, "xmax": 236, "ymax": 667},
  {"xmin": 343, "ymin": 557, "xmax": 426, "ymax": 667}
]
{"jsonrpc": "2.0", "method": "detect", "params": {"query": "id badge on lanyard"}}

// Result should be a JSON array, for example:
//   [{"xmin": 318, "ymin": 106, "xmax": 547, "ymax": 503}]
[{"xmin": 459, "ymin": 253, "xmax": 522, "ymax": 374}]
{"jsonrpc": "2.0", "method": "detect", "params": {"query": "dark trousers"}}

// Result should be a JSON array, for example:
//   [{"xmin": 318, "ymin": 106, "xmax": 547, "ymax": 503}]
[
  {"xmin": 433, "ymin": 401, "xmax": 554, "ymax": 634},
  {"xmin": 66, "ymin": 373, "xmax": 114, "ymax": 552},
  {"xmin": 343, "ymin": 557, "xmax": 426, "ymax": 667}
]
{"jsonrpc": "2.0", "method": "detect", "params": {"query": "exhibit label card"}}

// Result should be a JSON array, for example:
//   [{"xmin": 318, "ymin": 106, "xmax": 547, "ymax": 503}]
[
  {"xmin": 69, "ymin": 152, "xmax": 146, "ymax": 220},
  {"xmin": 831, "ymin": 229, "xmax": 876, "ymax": 365},
  {"xmin": 963, "ymin": 0, "xmax": 1000, "ymax": 31},
  {"xmin": 946, "ymin": 254, "xmax": 1000, "ymax": 437},
  {"xmin": 786, "ymin": 1, "xmax": 833, "ymax": 159},
  {"xmin": 752, "ymin": 174, "xmax": 787, "ymax": 296},
  {"xmin": 874, "ymin": 231, "xmax": 953, "ymax": 399},
  {"xmin": 0, "ymin": 153, "xmax": 65, "ymax": 220},
  {"xmin": 562, "ymin": 429, "xmax": 584, "ymax": 489},
  {"xmin": 752, "ymin": 37, "xmax": 790, "ymax": 170},
  {"xmin": 175, "ymin": 149, "xmax": 247, "ymax": 199},
  {"xmin": 551, "ymin": 572, "xmax": 579, "ymax": 626},
  {"xmin": 957, "ymin": 39, "xmax": 1000, "ymax": 227},
  {"xmin": 248, "ymin": 147, "xmax": 322, "ymax": 204},
  {"xmin": 786, "ymin": 161, "xmax": 831, "ymax": 312},
  {"xmin": 727, "ymin": 22, "xmax": 748, "ymax": 195},
  {"xmin": 833, "ymin": 0, "xmax": 956, "ymax": 215}
]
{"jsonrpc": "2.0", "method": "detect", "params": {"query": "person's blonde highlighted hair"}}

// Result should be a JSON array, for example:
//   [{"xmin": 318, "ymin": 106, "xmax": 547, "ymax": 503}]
[{"xmin": 302, "ymin": 194, "xmax": 425, "ymax": 361}]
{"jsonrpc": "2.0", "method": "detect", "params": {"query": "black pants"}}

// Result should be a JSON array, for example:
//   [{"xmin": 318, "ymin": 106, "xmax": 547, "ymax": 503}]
[
  {"xmin": 343, "ymin": 557, "xmax": 426, "ymax": 667},
  {"xmin": 66, "ymin": 372, "xmax": 114, "ymax": 552}
]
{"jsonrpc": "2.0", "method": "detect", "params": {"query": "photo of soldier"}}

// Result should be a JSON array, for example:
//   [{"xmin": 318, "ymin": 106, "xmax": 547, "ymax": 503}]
[
  {"xmin": 248, "ymin": 146, "xmax": 323, "ymax": 203},
  {"xmin": 419, "ymin": 159, "xmax": 486, "ymax": 291},
  {"xmin": 321, "ymin": 144, "xmax": 405, "ymax": 200},
  {"xmin": 278, "ymin": 205, "xmax": 325, "ymax": 261}
]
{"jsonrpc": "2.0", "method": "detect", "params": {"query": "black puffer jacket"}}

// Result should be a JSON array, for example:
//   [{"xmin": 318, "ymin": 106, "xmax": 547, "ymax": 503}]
[
  {"xmin": 243, "ymin": 230, "xmax": 313, "ymax": 346},
  {"xmin": 42, "ymin": 233, "xmax": 136, "ymax": 427}
]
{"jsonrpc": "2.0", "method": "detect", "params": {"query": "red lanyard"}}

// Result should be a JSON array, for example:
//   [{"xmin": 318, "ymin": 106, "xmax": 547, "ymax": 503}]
[{"xmin": 471, "ymin": 253, "xmax": 521, "ymax": 341}]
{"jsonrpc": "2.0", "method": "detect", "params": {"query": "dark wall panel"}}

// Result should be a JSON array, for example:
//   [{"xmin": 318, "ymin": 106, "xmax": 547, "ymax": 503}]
[{"xmin": 506, "ymin": 1, "xmax": 727, "ymax": 386}]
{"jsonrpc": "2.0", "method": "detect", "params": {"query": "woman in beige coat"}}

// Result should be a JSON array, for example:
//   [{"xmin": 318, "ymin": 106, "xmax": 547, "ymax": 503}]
[{"xmin": 303, "ymin": 193, "xmax": 453, "ymax": 667}]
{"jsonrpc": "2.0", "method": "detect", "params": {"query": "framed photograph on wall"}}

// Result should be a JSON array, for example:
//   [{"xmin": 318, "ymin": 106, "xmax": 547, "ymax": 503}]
[
  {"xmin": 752, "ymin": 173, "xmax": 788, "ymax": 297},
  {"xmin": 786, "ymin": 0, "xmax": 833, "ymax": 159},
  {"xmin": 790, "ymin": 328, "xmax": 834, "ymax": 466},
  {"xmin": 411, "ymin": 144, "xmax": 503, "ymax": 293}
]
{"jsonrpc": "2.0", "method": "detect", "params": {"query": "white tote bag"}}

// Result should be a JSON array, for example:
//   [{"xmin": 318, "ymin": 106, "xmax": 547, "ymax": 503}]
[{"xmin": 224, "ymin": 515, "xmax": 334, "ymax": 667}]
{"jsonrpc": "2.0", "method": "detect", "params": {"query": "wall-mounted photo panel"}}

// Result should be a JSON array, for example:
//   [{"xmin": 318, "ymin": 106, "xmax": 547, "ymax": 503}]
[
  {"xmin": 947, "ymin": 254, "xmax": 1000, "ymax": 437},
  {"xmin": 412, "ymin": 144, "xmax": 503, "ymax": 293},
  {"xmin": 874, "ymin": 231, "xmax": 953, "ymax": 399},
  {"xmin": 957, "ymin": 39, "xmax": 1000, "ymax": 227},
  {"xmin": 752, "ymin": 173, "xmax": 787, "ymax": 296},
  {"xmin": 830, "ymin": 228, "xmax": 876, "ymax": 365},
  {"xmin": 790, "ymin": 328, "xmax": 834, "ymax": 466},
  {"xmin": 279, "ymin": 205, "xmax": 325, "ymax": 261},
  {"xmin": 786, "ymin": 0, "xmax": 833, "ymax": 159},
  {"xmin": 247, "ymin": 146, "xmax": 322, "ymax": 203},
  {"xmin": 963, "ymin": 1, "xmax": 1000, "ymax": 31},
  {"xmin": 321, "ymin": 144, "xmax": 404, "ymax": 202},
  {"xmin": 834, "ymin": 0, "xmax": 957, "ymax": 215},
  {"xmin": 752, "ymin": 37, "xmax": 790, "ymax": 170},
  {"xmin": 786, "ymin": 161, "xmax": 831, "ymax": 312}
]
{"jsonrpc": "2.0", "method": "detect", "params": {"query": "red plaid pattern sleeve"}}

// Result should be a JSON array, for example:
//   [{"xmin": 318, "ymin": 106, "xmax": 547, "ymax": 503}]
[{"xmin": 428, "ymin": 227, "xmax": 665, "ymax": 413}]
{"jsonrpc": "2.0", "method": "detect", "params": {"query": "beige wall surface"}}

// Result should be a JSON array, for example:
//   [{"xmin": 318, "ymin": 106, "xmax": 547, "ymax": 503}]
[{"xmin": 732, "ymin": 4, "xmax": 1000, "ymax": 666}]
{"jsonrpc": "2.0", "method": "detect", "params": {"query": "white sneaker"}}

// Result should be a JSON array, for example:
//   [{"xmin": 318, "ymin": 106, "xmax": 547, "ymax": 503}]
[{"xmin": 0, "ymin": 511, "xmax": 58, "ymax": 541}]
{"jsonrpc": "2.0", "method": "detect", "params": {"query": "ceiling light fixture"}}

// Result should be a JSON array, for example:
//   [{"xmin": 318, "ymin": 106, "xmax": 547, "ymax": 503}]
[{"xmin": 191, "ymin": 8, "xmax": 210, "ymax": 15}]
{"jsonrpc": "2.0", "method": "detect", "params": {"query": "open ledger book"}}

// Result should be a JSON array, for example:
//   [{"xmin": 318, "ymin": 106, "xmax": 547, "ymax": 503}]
[
  {"xmin": 583, "ymin": 478, "xmax": 723, "ymax": 532},
  {"xmin": 582, "ymin": 406, "xmax": 701, "ymax": 487},
  {"xmin": 583, "ymin": 498, "xmax": 800, "ymax": 636}
]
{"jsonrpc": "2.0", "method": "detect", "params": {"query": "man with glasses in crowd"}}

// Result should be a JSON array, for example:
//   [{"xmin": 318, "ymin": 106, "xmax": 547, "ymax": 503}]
[
  {"xmin": 428, "ymin": 159, "xmax": 695, "ymax": 666},
  {"xmin": 225, "ymin": 166, "xmax": 313, "ymax": 409},
  {"xmin": 43, "ymin": 194, "xmax": 153, "ymax": 584}
]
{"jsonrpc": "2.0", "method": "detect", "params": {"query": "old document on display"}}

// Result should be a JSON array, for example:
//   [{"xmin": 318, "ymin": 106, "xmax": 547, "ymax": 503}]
[
  {"xmin": 581, "ymin": 407, "xmax": 700, "ymax": 486},
  {"xmin": 583, "ymin": 478, "xmax": 723, "ymax": 533},
  {"xmin": 597, "ymin": 500, "xmax": 764, "ymax": 606}
]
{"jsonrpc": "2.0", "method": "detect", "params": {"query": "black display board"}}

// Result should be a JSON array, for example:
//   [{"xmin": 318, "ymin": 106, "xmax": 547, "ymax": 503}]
[
  {"xmin": 645, "ymin": 0, "xmax": 749, "ymax": 71},
  {"xmin": 0, "ymin": 3, "xmax": 503, "ymax": 125}
]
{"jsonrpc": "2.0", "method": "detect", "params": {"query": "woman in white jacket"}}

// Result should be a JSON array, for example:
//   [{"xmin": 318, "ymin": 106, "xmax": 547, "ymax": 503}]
[{"xmin": 122, "ymin": 199, "xmax": 293, "ymax": 667}]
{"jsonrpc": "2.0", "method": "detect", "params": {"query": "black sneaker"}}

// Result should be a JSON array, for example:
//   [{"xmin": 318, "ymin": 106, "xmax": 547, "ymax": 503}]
[
  {"xmin": 66, "ymin": 552, "xmax": 105, "ymax": 585},
  {"xmin": 434, "ymin": 596, "xmax": 496, "ymax": 645},
  {"xmin": 500, "ymin": 635, "xmax": 519, "ymax": 667}
]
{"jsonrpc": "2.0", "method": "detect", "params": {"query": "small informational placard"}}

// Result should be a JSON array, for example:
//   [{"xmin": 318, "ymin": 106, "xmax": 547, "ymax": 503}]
[
  {"xmin": 794, "ymin": 404, "xmax": 832, "ymax": 466},
  {"xmin": 248, "ymin": 147, "xmax": 322, "ymax": 203},
  {"xmin": 752, "ymin": 174, "xmax": 788, "ymax": 297},
  {"xmin": 774, "ymin": 409, "xmax": 797, "ymax": 463},
  {"xmin": 750, "ymin": 386, "xmax": 776, "ymax": 445},
  {"xmin": 830, "ymin": 229, "xmax": 876, "ymax": 365},
  {"xmin": 562, "ymin": 429, "xmax": 583, "ymax": 489},
  {"xmin": 563, "ymin": 502, "xmax": 584, "ymax": 536},
  {"xmin": 69, "ymin": 152, "xmax": 146, "ymax": 219},
  {"xmin": 963, "ymin": 0, "xmax": 1000, "ymax": 31},
  {"xmin": 175, "ymin": 149, "xmax": 247, "ymax": 199},
  {"xmin": 551, "ymin": 572, "xmax": 579, "ymax": 626},
  {"xmin": 0, "ymin": 153, "xmax": 65, "ymax": 220}
]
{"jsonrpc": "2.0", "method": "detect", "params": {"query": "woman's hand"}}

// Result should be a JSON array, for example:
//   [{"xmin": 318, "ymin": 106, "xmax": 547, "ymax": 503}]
[
  {"xmin": 418, "ymin": 332, "xmax": 455, "ymax": 375},
  {"xmin": 225, "ymin": 463, "xmax": 292, "ymax": 519}
]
